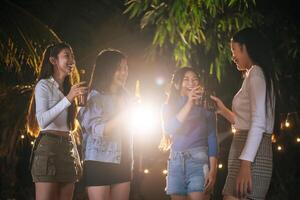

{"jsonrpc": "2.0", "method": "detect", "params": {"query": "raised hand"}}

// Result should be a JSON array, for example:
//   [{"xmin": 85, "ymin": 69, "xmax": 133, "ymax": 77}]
[
  {"xmin": 210, "ymin": 95, "xmax": 225, "ymax": 114},
  {"xmin": 210, "ymin": 95, "xmax": 235, "ymax": 124},
  {"xmin": 187, "ymin": 85, "xmax": 202, "ymax": 106}
]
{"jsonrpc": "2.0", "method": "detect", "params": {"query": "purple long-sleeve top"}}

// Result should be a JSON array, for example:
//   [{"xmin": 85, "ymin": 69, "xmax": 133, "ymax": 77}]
[{"xmin": 162, "ymin": 96, "xmax": 218, "ymax": 157}]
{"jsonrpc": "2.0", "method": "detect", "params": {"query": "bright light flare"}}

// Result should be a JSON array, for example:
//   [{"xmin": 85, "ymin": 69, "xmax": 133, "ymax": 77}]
[
  {"xmin": 144, "ymin": 169, "xmax": 149, "ymax": 174},
  {"xmin": 162, "ymin": 169, "xmax": 168, "ymax": 175},
  {"xmin": 130, "ymin": 103, "xmax": 157, "ymax": 133},
  {"xmin": 155, "ymin": 76, "xmax": 165, "ymax": 86}
]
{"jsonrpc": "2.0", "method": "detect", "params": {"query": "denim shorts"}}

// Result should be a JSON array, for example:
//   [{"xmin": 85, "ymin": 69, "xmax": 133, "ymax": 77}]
[{"xmin": 166, "ymin": 147, "xmax": 209, "ymax": 195}]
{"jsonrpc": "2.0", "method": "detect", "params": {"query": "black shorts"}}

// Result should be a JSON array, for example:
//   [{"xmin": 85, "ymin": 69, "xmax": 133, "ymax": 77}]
[{"xmin": 83, "ymin": 160, "xmax": 132, "ymax": 186}]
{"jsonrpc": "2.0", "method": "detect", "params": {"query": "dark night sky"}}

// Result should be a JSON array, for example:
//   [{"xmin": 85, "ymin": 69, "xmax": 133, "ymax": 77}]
[{"xmin": 10, "ymin": 0, "xmax": 175, "ymax": 94}]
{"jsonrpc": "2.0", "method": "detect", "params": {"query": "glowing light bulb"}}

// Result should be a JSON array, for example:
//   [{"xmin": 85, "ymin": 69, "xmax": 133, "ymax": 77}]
[
  {"xmin": 232, "ymin": 127, "xmax": 236, "ymax": 134},
  {"xmin": 285, "ymin": 121, "xmax": 290, "ymax": 128},
  {"xmin": 271, "ymin": 134, "xmax": 276, "ymax": 143}
]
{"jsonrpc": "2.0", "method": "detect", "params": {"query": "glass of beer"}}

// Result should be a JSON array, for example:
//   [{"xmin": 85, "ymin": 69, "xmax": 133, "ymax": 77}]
[
  {"xmin": 206, "ymin": 90, "xmax": 217, "ymax": 111},
  {"xmin": 194, "ymin": 85, "xmax": 204, "ymax": 106}
]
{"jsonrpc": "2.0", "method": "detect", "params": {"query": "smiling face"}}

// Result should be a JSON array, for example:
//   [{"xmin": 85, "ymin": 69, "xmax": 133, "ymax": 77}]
[
  {"xmin": 230, "ymin": 41, "xmax": 252, "ymax": 71},
  {"xmin": 52, "ymin": 48, "xmax": 75, "ymax": 76},
  {"xmin": 111, "ymin": 58, "xmax": 128, "ymax": 89},
  {"xmin": 180, "ymin": 70, "xmax": 200, "ymax": 96}
]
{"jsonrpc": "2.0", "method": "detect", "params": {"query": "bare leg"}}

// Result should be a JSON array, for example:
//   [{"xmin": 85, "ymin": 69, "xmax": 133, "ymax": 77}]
[
  {"xmin": 110, "ymin": 182, "xmax": 131, "ymax": 200},
  {"xmin": 188, "ymin": 192, "xmax": 210, "ymax": 200},
  {"xmin": 58, "ymin": 182, "xmax": 75, "ymax": 200},
  {"xmin": 87, "ymin": 186, "xmax": 110, "ymax": 200},
  {"xmin": 223, "ymin": 195, "xmax": 240, "ymax": 200},
  {"xmin": 171, "ymin": 195, "xmax": 186, "ymax": 200},
  {"xmin": 35, "ymin": 182, "xmax": 59, "ymax": 200}
]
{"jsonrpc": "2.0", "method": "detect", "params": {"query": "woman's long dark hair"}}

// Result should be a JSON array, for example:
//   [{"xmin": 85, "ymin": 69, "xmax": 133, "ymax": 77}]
[
  {"xmin": 91, "ymin": 49, "xmax": 126, "ymax": 93},
  {"xmin": 26, "ymin": 42, "xmax": 78, "ymax": 137},
  {"xmin": 232, "ymin": 28, "xmax": 277, "ymax": 117},
  {"xmin": 159, "ymin": 67, "xmax": 201, "ymax": 151}
]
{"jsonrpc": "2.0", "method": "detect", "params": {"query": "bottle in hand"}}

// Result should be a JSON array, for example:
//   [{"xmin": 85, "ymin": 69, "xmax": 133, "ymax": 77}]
[
  {"xmin": 194, "ymin": 85, "xmax": 204, "ymax": 106},
  {"xmin": 204, "ymin": 90, "xmax": 216, "ymax": 111},
  {"xmin": 77, "ymin": 69, "xmax": 88, "ymax": 107},
  {"xmin": 196, "ymin": 87, "xmax": 216, "ymax": 111}
]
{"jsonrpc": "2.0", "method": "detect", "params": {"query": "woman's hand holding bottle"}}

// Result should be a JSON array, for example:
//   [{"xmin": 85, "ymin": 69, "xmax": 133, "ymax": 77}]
[
  {"xmin": 210, "ymin": 95, "xmax": 235, "ymax": 124},
  {"xmin": 66, "ymin": 82, "xmax": 88, "ymax": 102},
  {"xmin": 210, "ymin": 95, "xmax": 226, "ymax": 114}
]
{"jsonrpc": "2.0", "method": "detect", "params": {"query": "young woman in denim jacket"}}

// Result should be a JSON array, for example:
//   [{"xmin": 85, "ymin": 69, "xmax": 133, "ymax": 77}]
[
  {"xmin": 160, "ymin": 67, "xmax": 218, "ymax": 200},
  {"xmin": 78, "ymin": 49, "xmax": 133, "ymax": 200}
]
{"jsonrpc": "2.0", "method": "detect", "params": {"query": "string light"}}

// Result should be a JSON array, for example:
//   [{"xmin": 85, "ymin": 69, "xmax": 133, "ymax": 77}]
[
  {"xmin": 231, "ymin": 127, "xmax": 236, "ymax": 134},
  {"xmin": 271, "ymin": 134, "xmax": 276, "ymax": 143},
  {"xmin": 20, "ymin": 135, "xmax": 25, "ymax": 139},
  {"xmin": 162, "ymin": 169, "xmax": 168, "ymax": 175},
  {"xmin": 144, "ymin": 169, "xmax": 149, "ymax": 174},
  {"xmin": 218, "ymin": 164, "xmax": 223, "ymax": 169},
  {"xmin": 284, "ymin": 112, "xmax": 291, "ymax": 128},
  {"xmin": 279, "ymin": 112, "xmax": 300, "ymax": 129},
  {"xmin": 31, "ymin": 141, "xmax": 34, "ymax": 145},
  {"xmin": 296, "ymin": 137, "xmax": 300, "ymax": 143},
  {"xmin": 285, "ymin": 120, "xmax": 290, "ymax": 128},
  {"xmin": 277, "ymin": 145, "xmax": 282, "ymax": 151}
]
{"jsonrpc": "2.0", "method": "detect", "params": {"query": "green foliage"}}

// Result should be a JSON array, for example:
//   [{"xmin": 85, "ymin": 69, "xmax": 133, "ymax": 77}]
[
  {"xmin": 124, "ymin": 0, "xmax": 262, "ymax": 80},
  {"xmin": 0, "ymin": 1, "xmax": 61, "ymax": 190},
  {"xmin": 0, "ymin": 0, "xmax": 61, "ymax": 75}
]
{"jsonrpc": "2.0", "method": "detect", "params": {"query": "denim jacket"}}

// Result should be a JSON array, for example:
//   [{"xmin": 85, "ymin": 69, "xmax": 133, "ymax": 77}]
[{"xmin": 78, "ymin": 89, "xmax": 133, "ymax": 164}]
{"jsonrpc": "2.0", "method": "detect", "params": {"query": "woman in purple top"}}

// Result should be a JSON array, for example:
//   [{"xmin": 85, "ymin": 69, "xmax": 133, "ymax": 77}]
[{"xmin": 160, "ymin": 67, "xmax": 218, "ymax": 200}]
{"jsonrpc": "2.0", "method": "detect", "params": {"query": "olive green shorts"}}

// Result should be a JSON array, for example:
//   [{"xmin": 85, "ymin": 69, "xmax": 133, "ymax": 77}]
[{"xmin": 31, "ymin": 134, "xmax": 81, "ymax": 183}]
